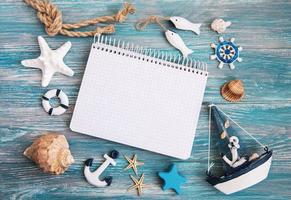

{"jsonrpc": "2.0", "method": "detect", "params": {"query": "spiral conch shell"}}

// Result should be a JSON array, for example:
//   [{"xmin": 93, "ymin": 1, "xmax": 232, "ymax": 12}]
[
  {"xmin": 23, "ymin": 133, "xmax": 74, "ymax": 174},
  {"xmin": 211, "ymin": 19, "xmax": 231, "ymax": 34},
  {"xmin": 221, "ymin": 80, "xmax": 245, "ymax": 102}
]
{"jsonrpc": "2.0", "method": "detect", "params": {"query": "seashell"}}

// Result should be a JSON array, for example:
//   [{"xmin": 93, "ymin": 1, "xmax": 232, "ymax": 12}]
[
  {"xmin": 249, "ymin": 153, "xmax": 260, "ymax": 161},
  {"xmin": 23, "ymin": 133, "xmax": 74, "ymax": 175},
  {"xmin": 221, "ymin": 80, "xmax": 244, "ymax": 102},
  {"xmin": 211, "ymin": 19, "xmax": 231, "ymax": 34},
  {"xmin": 220, "ymin": 131, "xmax": 227, "ymax": 139}
]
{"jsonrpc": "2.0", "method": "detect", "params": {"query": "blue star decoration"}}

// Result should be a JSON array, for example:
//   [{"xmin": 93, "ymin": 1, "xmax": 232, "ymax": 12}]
[{"xmin": 158, "ymin": 164, "xmax": 186, "ymax": 194}]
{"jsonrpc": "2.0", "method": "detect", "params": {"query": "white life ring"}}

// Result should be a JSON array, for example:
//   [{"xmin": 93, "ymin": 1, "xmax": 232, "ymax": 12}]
[{"xmin": 42, "ymin": 89, "xmax": 69, "ymax": 116}]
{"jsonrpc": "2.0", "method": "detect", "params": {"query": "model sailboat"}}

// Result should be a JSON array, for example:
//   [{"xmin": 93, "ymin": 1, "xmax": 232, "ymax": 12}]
[{"xmin": 206, "ymin": 104, "xmax": 272, "ymax": 195}]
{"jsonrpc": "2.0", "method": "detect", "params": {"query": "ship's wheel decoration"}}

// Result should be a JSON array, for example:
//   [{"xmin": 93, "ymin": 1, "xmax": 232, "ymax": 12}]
[{"xmin": 210, "ymin": 37, "xmax": 243, "ymax": 70}]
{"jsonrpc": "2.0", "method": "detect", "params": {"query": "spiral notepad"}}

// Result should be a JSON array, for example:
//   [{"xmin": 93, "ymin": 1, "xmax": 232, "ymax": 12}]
[{"xmin": 70, "ymin": 35, "xmax": 208, "ymax": 159}]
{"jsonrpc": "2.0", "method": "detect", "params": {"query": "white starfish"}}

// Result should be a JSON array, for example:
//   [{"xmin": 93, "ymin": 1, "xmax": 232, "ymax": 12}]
[{"xmin": 21, "ymin": 36, "xmax": 74, "ymax": 87}]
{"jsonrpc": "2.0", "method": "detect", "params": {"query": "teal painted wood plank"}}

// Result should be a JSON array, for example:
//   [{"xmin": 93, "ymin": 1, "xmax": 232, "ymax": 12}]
[
  {"xmin": 1, "ymin": 104, "xmax": 290, "ymax": 199},
  {"xmin": 0, "ymin": 0, "xmax": 291, "ymax": 199}
]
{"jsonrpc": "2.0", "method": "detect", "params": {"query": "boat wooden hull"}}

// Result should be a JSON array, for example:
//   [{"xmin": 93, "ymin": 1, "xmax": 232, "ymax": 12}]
[{"xmin": 212, "ymin": 153, "xmax": 272, "ymax": 194}]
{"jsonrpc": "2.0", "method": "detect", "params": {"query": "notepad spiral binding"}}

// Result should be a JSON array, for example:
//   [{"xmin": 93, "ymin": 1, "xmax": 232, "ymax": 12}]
[{"xmin": 93, "ymin": 35, "xmax": 208, "ymax": 76}]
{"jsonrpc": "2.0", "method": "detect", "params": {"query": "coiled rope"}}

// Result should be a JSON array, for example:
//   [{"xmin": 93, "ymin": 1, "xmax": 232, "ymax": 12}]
[{"xmin": 24, "ymin": 0, "xmax": 135, "ymax": 37}]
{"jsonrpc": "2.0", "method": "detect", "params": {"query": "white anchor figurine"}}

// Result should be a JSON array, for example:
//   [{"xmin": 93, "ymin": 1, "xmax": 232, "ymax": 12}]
[
  {"xmin": 84, "ymin": 150, "xmax": 119, "ymax": 187},
  {"xmin": 222, "ymin": 136, "xmax": 247, "ymax": 168}
]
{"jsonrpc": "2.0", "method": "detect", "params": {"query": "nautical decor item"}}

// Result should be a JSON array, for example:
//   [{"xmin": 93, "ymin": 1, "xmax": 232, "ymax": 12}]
[
  {"xmin": 211, "ymin": 19, "xmax": 231, "ymax": 34},
  {"xmin": 128, "ymin": 173, "xmax": 147, "ymax": 196},
  {"xmin": 210, "ymin": 37, "xmax": 243, "ymax": 70},
  {"xmin": 42, "ymin": 89, "xmax": 69, "ymax": 116},
  {"xmin": 21, "ymin": 36, "xmax": 74, "ymax": 87},
  {"xmin": 84, "ymin": 150, "xmax": 119, "ymax": 187},
  {"xmin": 23, "ymin": 133, "xmax": 74, "ymax": 175},
  {"xmin": 169, "ymin": 16, "xmax": 201, "ymax": 35},
  {"xmin": 158, "ymin": 164, "xmax": 186, "ymax": 194},
  {"xmin": 206, "ymin": 104, "xmax": 273, "ymax": 195},
  {"xmin": 24, "ymin": 0, "xmax": 135, "ymax": 37},
  {"xmin": 136, "ymin": 15, "xmax": 201, "ymax": 57},
  {"xmin": 221, "ymin": 80, "xmax": 245, "ymax": 102},
  {"xmin": 165, "ymin": 30, "xmax": 193, "ymax": 58},
  {"xmin": 124, "ymin": 154, "xmax": 144, "ymax": 175}
]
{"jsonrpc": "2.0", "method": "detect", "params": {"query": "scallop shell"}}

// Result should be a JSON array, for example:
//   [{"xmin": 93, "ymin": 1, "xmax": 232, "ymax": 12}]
[
  {"xmin": 23, "ymin": 133, "xmax": 74, "ymax": 174},
  {"xmin": 211, "ymin": 19, "xmax": 231, "ymax": 34},
  {"xmin": 221, "ymin": 80, "xmax": 244, "ymax": 102}
]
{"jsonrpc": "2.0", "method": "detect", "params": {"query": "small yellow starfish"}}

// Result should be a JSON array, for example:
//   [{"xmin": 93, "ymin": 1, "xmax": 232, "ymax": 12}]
[
  {"xmin": 124, "ymin": 154, "xmax": 144, "ymax": 175},
  {"xmin": 128, "ymin": 173, "xmax": 147, "ymax": 196}
]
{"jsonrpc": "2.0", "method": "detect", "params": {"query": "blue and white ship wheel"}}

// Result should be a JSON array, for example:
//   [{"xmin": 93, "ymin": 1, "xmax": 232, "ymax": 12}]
[
  {"xmin": 42, "ymin": 89, "xmax": 69, "ymax": 116},
  {"xmin": 210, "ymin": 37, "xmax": 243, "ymax": 70}
]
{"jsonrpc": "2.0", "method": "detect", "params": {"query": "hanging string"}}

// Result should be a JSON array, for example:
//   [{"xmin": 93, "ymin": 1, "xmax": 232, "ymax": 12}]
[
  {"xmin": 135, "ymin": 16, "xmax": 169, "ymax": 31},
  {"xmin": 207, "ymin": 104, "xmax": 215, "ymax": 174},
  {"xmin": 215, "ymin": 105, "xmax": 266, "ymax": 148},
  {"xmin": 24, "ymin": 0, "xmax": 135, "ymax": 37}
]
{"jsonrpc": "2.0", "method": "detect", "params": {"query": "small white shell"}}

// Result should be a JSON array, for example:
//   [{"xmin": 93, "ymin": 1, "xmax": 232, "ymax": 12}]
[{"xmin": 211, "ymin": 19, "xmax": 231, "ymax": 34}]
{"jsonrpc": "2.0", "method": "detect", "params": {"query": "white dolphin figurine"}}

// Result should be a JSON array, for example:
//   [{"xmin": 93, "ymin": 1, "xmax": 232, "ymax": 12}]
[
  {"xmin": 165, "ymin": 30, "xmax": 193, "ymax": 58},
  {"xmin": 170, "ymin": 16, "xmax": 201, "ymax": 35}
]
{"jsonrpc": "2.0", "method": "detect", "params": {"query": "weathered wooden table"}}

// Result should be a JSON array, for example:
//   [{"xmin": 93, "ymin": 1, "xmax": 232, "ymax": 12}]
[{"xmin": 1, "ymin": 0, "xmax": 290, "ymax": 199}]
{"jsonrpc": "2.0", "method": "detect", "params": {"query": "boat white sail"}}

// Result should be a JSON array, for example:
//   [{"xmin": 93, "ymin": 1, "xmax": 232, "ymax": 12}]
[{"xmin": 206, "ymin": 104, "xmax": 272, "ymax": 195}]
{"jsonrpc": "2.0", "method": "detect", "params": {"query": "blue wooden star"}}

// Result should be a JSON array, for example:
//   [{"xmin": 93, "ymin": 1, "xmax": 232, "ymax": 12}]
[{"xmin": 158, "ymin": 164, "xmax": 186, "ymax": 194}]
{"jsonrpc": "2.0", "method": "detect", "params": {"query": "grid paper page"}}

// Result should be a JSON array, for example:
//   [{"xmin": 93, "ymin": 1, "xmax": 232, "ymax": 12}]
[{"xmin": 70, "ymin": 44, "xmax": 208, "ymax": 159}]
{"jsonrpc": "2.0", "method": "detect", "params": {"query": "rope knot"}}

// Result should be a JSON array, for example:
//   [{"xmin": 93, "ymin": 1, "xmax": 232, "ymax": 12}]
[
  {"xmin": 135, "ymin": 15, "xmax": 169, "ymax": 31},
  {"xmin": 26, "ymin": 0, "xmax": 63, "ymax": 36},
  {"xmin": 24, "ymin": 0, "xmax": 135, "ymax": 37},
  {"xmin": 148, "ymin": 16, "xmax": 160, "ymax": 23},
  {"xmin": 115, "ymin": 2, "xmax": 136, "ymax": 22},
  {"xmin": 95, "ymin": 25, "xmax": 115, "ymax": 34}
]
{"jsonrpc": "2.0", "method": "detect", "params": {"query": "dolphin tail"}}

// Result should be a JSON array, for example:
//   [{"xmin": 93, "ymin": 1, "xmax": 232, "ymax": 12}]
[
  {"xmin": 191, "ymin": 23, "xmax": 201, "ymax": 35},
  {"xmin": 181, "ymin": 47, "xmax": 193, "ymax": 58}
]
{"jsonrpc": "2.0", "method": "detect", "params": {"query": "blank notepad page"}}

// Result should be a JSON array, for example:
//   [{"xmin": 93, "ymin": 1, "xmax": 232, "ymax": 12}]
[{"xmin": 70, "ymin": 37, "xmax": 208, "ymax": 159}]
